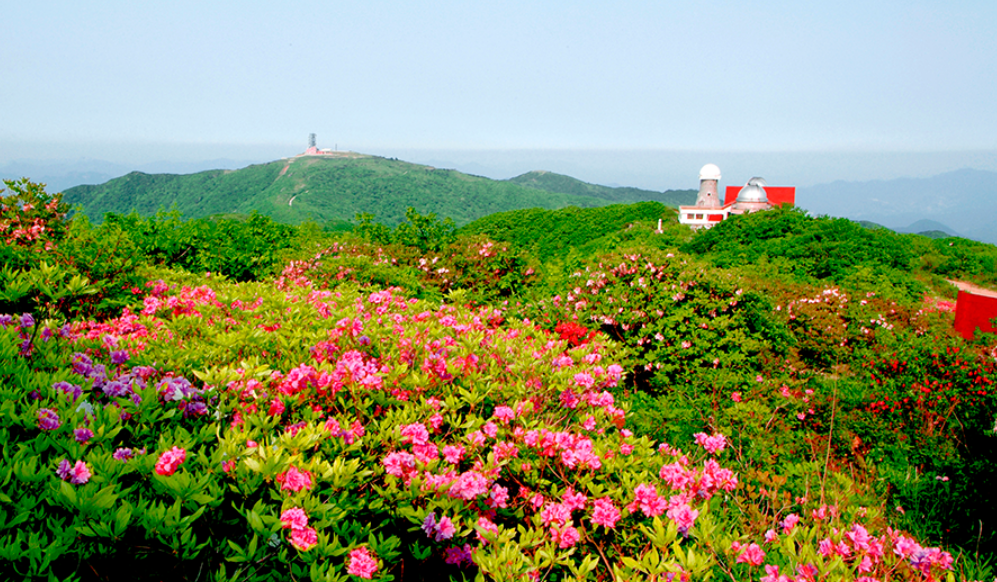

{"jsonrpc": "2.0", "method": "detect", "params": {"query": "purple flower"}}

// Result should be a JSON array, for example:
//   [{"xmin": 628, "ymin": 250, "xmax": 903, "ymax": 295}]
[
  {"xmin": 40, "ymin": 327, "xmax": 52, "ymax": 342},
  {"xmin": 19, "ymin": 313, "xmax": 35, "ymax": 329},
  {"xmin": 56, "ymin": 459, "xmax": 73, "ymax": 480},
  {"xmin": 53, "ymin": 381, "xmax": 82, "ymax": 402},
  {"xmin": 158, "ymin": 377, "xmax": 194, "ymax": 401},
  {"xmin": 102, "ymin": 380, "xmax": 131, "ymax": 398},
  {"xmin": 444, "ymin": 544, "xmax": 474, "ymax": 567},
  {"xmin": 0, "ymin": 314, "xmax": 12, "ymax": 329},
  {"xmin": 184, "ymin": 400, "xmax": 208, "ymax": 417},
  {"xmin": 74, "ymin": 427, "xmax": 94, "ymax": 444},
  {"xmin": 115, "ymin": 370, "xmax": 147, "ymax": 390},
  {"xmin": 38, "ymin": 408, "xmax": 61, "ymax": 431},
  {"xmin": 88, "ymin": 365, "xmax": 108, "ymax": 389},
  {"xmin": 71, "ymin": 353, "xmax": 94, "ymax": 377},
  {"xmin": 110, "ymin": 350, "xmax": 130, "ymax": 365},
  {"xmin": 113, "ymin": 448, "xmax": 134, "ymax": 461},
  {"xmin": 422, "ymin": 513, "xmax": 437, "ymax": 537}
]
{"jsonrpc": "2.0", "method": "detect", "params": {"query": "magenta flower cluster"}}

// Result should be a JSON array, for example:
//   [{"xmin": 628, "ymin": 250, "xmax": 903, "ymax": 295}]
[{"xmin": 56, "ymin": 459, "xmax": 91, "ymax": 485}]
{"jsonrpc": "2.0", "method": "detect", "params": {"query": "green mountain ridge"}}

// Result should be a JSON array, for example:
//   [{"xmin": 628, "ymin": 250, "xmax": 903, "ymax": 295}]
[
  {"xmin": 507, "ymin": 169, "xmax": 696, "ymax": 205},
  {"xmin": 63, "ymin": 154, "xmax": 696, "ymax": 227}
]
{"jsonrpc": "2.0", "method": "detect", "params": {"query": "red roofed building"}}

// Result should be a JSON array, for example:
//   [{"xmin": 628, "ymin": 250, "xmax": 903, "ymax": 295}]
[{"xmin": 678, "ymin": 164, "xmax": 796, "ymax": 230}]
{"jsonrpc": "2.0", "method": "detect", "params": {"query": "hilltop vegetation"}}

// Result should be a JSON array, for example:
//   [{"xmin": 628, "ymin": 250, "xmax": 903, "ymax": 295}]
[
  {"xmin": 62, "ymin": 155, "xmax": 694, "ymax": 229},
  {"xmin": 508, "ymin": 170, "xmax": 696, "ymax": 206},
  {"xmin": 460, "ymin": 201, "xmax": 691, "ymax": 261},
  {"xmin": 4, "ymin": 177, "xmax": 997, "ymax": 581}
]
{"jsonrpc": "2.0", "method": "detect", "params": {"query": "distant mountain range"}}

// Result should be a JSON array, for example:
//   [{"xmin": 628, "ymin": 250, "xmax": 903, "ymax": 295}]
[
  {"xmin": 59, "ymin": 153, "xmax": 696, "ymax": 227},
  {"xmin": 798, "ymin": 168, "xmax": 997, "ymax": 244}
]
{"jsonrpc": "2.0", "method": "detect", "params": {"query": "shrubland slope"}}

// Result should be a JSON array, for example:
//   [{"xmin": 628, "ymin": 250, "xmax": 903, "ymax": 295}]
[{"xmin": 7, "ymin": 177, "xmax": 997, "ymax": 580}]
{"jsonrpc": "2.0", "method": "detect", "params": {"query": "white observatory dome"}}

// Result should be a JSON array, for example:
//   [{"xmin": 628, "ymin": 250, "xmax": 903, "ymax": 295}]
[
  {"xmin": 736, "ymin": 177, "xmax": 769, "ymax": 204},
  {"xmin": 699, "ymin": 164, "xmax": 721, "ymax": 181}
]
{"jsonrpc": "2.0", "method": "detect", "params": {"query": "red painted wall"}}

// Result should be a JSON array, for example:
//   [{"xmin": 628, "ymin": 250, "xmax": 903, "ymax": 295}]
[
  {"xmin": 723, "ymin": 186, "xmax": 796, "ymax": 206},
  {"xmin": 953, "ymin": 290, "xmax": 997, "ymax": 339}
]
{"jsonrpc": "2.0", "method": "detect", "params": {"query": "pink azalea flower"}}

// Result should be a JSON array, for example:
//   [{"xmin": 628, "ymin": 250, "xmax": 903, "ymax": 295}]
[
  {"xmin": 540, "ymin": 503, "xmax": 572, "ymax": 527},
  {"xmin": 154, "ymin": 446, "xmax": 187, "ymax": 476},
  {"xmin": 448, "ymin": 471, "xmax": 490, "ymax": 500},
  {"xmin": 383, "ymin": 451, "xmax": 417, "ymax": 478},
  {"xmin": 435, "ymin": 515, "xmax": 456, "ymax": 541},
  {"xmin": 555, "ymin": 525, "xmax": 580, "ymax": 548},
  {"xmin": 562, "ymin": 487, "xmax": 587, "ymax": 511},
  {"xmin": 591, "ymin": 497, "xmax": 621, "ymax": 529},
  {"xmin": 492, "ymin": 405, "xmax": 515, "ymax": 423},
  {"xmin": 280, "ymin": 507, "xmax": 309, "ymax": 530},
  {"xmin": 488, "ymin": 484, "xmax": 510, "ymax": 509},
  {"xmin": 276, "ymin": 466, "xmax": 314, "ymax": 493},
  {"xmin": 573, "ymin": 372, "xmax": 594, "ymax": 389},
  {"xmin": 736, "ymin": 542, "xmax": 766, "ymax": 566},
  {"xmin": 399, "ymin": 422, "xmax": 429, "ymax": 446},
  {"xmin": 693, "ymin": 432, "xmax": 727, "ymax": 455},
  {"xmin": 442, "ymin": 444, "xmax": 465, "ymax": 464},
  {"xmin": 760, "ymin": 564, "xmax": 792, "ymax": 582},
  {"xmin": 290, "ymin": 526, "xmax": 318, "ymax": 551},
  {"xmin": 347, "ymin": 546, "xmax": 378, "ymax": 578},
  {"xmin": 475, "ymin": 516, "xmax": 499, "ymax": 544},
  {"xmin": 633, "ymin": 483, "xmax": 667, "ymax": 517},
  {"xmin": 666, "ymin": 503, "xmax": 699, "ymax": 535}
]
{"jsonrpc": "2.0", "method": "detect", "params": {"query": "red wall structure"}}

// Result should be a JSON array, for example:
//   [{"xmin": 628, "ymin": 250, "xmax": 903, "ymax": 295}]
[
  {"xmin": 953, "ymin": 290, "xmax": 997, "ymax": 339},
  {"xmin": 724, "ymin": 186, "xmax": 796, "ymax": 207}
]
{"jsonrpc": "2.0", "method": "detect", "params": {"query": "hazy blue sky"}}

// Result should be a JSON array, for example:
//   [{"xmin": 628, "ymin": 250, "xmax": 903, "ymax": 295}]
[{"xmin": 3, "ymin": 0, "xmax": 996, "ymax": 187}]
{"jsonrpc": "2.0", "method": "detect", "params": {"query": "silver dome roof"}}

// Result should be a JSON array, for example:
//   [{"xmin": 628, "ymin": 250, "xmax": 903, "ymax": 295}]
[{"xmin": 737, "ymin": 177, "xmax": 769, "ymax": 203}]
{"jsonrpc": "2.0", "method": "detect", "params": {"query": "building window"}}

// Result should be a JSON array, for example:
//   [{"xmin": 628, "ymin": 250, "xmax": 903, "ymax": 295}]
[{"xmin": 696, "ymin": 214, "xmax": 703, "ymax": 220}]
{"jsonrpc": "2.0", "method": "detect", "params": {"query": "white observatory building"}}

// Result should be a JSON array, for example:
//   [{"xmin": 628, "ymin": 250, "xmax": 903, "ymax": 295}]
[{"xmin": 678, "ymin": 164, "xmax": 795, "ymax": 230}]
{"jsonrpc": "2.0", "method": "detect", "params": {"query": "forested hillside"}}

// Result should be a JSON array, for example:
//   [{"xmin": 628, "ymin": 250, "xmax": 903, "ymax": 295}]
[
  {"xmin": 4, "ymin": 177, "xmax": 997, "ymax": 581},
  {"xmin": 62, "ymin": 155, "xmax": 691, "ymax": 228},
  {"xmin": 507, "ymin": 170, "xmax": 696, "ymax": 206}
]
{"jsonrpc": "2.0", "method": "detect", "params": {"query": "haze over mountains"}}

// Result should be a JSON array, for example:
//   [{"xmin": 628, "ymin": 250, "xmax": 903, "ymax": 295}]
[{"xmin": 798, "ymin": 168, "xmax": 997, "ymax": 244}]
